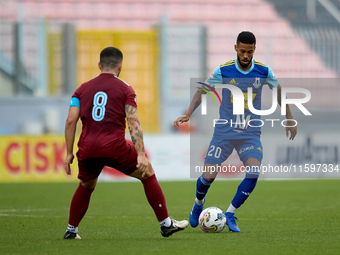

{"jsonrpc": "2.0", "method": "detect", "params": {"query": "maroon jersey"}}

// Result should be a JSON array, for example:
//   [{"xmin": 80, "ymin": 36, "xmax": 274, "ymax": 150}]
[{"xmin": 72, "ymin": 73, "xmax": 137, "ymax": 160}]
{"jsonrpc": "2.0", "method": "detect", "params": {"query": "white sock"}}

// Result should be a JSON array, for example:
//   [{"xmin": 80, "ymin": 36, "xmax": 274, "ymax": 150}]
[
  {"xmin": 226, "ymin": 204, "xmax": 237, "ymax": 214},
  {"xmin": 159, "ymin": 217, "xmax": 172, "ymax": 227},
  {"xmin": 195, "ymin": 197, "xmax": 205, "ymax": 206},
  {"xmin": 67, "ymin": 224, "xmax": 78, "ymax": 233}
]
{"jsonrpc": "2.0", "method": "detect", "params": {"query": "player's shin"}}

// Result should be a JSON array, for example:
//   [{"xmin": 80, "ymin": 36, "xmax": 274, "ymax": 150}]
[
  {"xmin": 189, "ymin": 174, "xmax": 215, "ymax": 228},
  {"xmin": 196, "ymin": 174, "xmax": 214, "ymax": 204},
  {"xmin": 141, "ymin": 174, "xmax": 169, "ymax": 224},
  {"xmin": 225, "ymin": 166, "xmax": 260, "ymax": 232},
  {"xmin": 68, "ymin": 183, "xmax": 94, "ymax": 229},
  {"xmin": 230, "ymin": 166, "xmax": 260, "ymax": 209}
]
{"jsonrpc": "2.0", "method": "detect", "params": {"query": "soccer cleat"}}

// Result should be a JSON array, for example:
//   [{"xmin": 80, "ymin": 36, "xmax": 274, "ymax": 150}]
[
  {"xmin": 225, "ymin": 212, "xmax": 241, "ymax": 232},
  {"xmin": 161, "ymin": 219, "xmax": 188, "ymax": 238},
  {"xmin": 189, "ymin": 202, "xmax": 204, "ymax": 228},
  {"xmin": 63, "ymin": 231, "xmax": 81, "ymax": 239}
]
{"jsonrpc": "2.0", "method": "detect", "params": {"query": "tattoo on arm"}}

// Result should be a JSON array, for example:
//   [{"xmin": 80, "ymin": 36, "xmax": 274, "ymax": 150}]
[
  {"xmin": 186, "ymin": 89, "xmax": 203, "ymax": 116},
  {"xmin": 190, "ymin": 96, "xmax": 202, "ymax": 115},
  {"xmin": 126, "ymin": 117, "xmax": 141, "ymax": 126},
  {"xmin": 193, "ymin": 98, "xmax": 201, "ymax": 111},
  {"xmin": 125, "ymin": 105, "xmax": 137, "ymax": 115},
  {"xmin": 127, "ymin": 117, "xmax": 138, "ymax": 122},
  {"xmin": 125, "ymin": 104, "xmax": 145, "ymax": 155},
  {"xmin": 131, "ymin": 136, "xmax": 137, "ymax": 145},
  {"xmin": 136, "ymin": 130, "xmax": 143, "ymax": 140}
]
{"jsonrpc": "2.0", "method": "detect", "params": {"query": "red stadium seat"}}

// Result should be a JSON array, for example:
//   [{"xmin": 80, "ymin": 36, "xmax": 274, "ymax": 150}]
[{"xmin": 0, "ymin": 0, "xmax": 336, "ymax": 82}]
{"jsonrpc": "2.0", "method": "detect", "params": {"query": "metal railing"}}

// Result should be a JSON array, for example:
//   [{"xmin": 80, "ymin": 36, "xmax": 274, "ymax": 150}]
[{"xmin": 295, "ymin": 27, "xmax": 340, "ymax": 77}]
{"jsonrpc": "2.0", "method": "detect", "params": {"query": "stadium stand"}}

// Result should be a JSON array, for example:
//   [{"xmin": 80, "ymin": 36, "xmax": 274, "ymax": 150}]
[
  {"xmin": 265, "ymin": 0, "xmax": 340, "ymax": 28},
  {"xmin": 0, "ymin": 0, "xmax": 337, "ymax": 80}
]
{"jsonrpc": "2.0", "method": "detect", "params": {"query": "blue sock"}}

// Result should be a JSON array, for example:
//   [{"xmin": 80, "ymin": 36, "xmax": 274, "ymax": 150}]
[
  {"xmin": 196, "ymin": 175, "xmax": 214, "ymax": 201},
  {"xmin": 231, "ymin": 166, "xmax": 260, "ymax": 208}
]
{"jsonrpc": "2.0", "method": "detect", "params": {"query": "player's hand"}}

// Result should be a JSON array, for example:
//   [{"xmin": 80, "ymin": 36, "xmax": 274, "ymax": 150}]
[
  {"xmin": 137, "ymin": 154, "xmax": 149, "ymax": 177},
  {"xmin": 64, "ymin": 153, "xmax": 74, "ymax": 175},
  {"xmin": 174, "ymin": 115, "xmax": 190, "ymax": 129},
  {"xmin": 285, "ymin": 120, "xmax": 297, "ymax": 140}
]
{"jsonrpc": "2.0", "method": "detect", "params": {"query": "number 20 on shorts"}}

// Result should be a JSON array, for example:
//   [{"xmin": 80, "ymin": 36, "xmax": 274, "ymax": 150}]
[{"xmin": 207, "ymin": 145, "xmax": 222, "ymax": 159}]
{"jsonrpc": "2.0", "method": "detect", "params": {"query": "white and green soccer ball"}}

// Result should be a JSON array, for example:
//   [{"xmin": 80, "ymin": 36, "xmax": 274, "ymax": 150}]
[{"xmin": 199, "ymin": 207, "xmax": 226, "ymax": 233}]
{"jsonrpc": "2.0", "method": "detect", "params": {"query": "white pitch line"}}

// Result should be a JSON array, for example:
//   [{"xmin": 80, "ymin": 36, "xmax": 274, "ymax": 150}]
[
  {"xmin": 0, "ymin": 208, "xmax": 66, "ymax": 213},
  {"xmin": 0, "ymin": 213, "xmax": 44, "ymax": 217},
  {"xmin": 0, "ymin": 209, "xmax": 50, "ymax": 213},
  {"xmin": 240, "ymin": 218, "xmax": 304, "ymax": 221}
]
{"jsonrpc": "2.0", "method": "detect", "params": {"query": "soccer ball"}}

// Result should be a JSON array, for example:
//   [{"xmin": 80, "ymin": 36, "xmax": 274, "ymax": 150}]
[{"xmin": 199, "ymin": 207, "xmax": 226, "ymax": 233}]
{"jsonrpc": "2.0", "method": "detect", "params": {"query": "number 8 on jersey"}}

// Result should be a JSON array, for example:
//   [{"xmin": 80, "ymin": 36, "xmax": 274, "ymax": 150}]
[{"xmin": 92, "ymin": 91, "xmax": 108, "ymax": 121}]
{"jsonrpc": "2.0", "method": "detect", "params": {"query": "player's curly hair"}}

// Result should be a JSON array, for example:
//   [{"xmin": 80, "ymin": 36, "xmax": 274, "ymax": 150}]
[
  {"xmin": 100, "ymin": 47, "xmax": 123, "ymax": 69},
  {"xmin": 237, "ymin": 31, "xmax": 256, "ymax": 45}
]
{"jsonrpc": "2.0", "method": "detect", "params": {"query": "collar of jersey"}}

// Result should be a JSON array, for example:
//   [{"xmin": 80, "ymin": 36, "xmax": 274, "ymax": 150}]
[{"xmin": 234, "ymin": 58, "xmax": 254, "ymax": 75}]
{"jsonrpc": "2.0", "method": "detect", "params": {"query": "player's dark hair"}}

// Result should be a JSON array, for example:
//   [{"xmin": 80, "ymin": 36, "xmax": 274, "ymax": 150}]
[
  {"xmin": 237, "ymin": 31, "xmax": 256, "ymax": 45},
  {"xmin": 100, "ymin": 47, "xmax": 123, "ymax": 69}
]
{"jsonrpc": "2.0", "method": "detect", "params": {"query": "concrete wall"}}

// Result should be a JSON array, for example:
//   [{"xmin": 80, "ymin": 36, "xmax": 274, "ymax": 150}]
[{"xmin": 0, "ymin": 96, "xmax": 70, "ymax": 134}]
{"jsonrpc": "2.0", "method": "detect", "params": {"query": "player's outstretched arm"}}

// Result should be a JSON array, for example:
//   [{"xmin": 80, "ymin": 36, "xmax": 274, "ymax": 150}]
[
  {"xmin": 125, "ymin": 104, "xmax": 149, "ymax": 175},
  {"xmin": 174, "ymin": 86, "xmax": 207, "ymax": 129},
  {"xmin": 277, "ymin": 85, "xmax": 297, "ymax": 140},
  {"xmin": 64, "ymin": 106, "xmax": 80, "ymax": 175}
]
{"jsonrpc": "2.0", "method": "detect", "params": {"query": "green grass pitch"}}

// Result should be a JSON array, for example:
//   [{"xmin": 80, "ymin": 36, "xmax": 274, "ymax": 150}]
[{"xmin": 0, "ymin": 179, "xmax": 339, "ymax": 255}]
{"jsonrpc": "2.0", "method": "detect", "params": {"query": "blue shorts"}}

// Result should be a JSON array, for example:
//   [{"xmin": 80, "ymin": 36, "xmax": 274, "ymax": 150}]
[{"xmin": 204, "ymin": 137, "xmax": 263, "ymax": 165}]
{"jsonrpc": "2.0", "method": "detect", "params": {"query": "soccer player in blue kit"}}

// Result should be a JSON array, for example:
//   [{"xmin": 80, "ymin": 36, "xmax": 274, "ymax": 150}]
[{"xmin": 174, "ymin": 31, "xmax": 297, "ymax": 232}]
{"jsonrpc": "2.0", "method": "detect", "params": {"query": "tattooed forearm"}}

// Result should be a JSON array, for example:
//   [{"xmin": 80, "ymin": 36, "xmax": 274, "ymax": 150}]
[
  {"xmin": 187, "ymin": 91, "xmax": 202, "ymax": 116},
  {"xmin": 127, "ymin": 117, "xmax": 140, "ymax": 124},
  {"xmin": 130, "ymin": 127, "xmax": 145, "ymax": 155},
  {"xmin": 131, "ymin": 135, "xmax": 137, "ymax": 145},
  {"xmin": 183, "ymin": 88, "xmax": 205, "ymax": 117},
  {"xmin": 135, "ymin": 130, "xmax": 143, "ymax": 140},
  {"xmin": 136, "ymin": 143, "xmax": 142, "ymax": 152},
  {"xmin": 125, "ymin": 104, "xmax": 145, "ymax": 155},
  {"xmin": 125, "ymin": 105, "xmax": 137, "ymax": 115},
  {"xmin": 192, "ymin": 97, "xmax": 202, "ymax": 113}
]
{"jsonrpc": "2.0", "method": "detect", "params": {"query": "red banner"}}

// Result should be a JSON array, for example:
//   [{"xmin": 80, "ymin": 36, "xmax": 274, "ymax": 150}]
[{"xmin": 0, "ymin": 136, "xmax": 77, "ymax": 182}]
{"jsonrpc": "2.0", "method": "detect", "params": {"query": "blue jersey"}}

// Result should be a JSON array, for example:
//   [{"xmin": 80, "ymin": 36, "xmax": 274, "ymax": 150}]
[{"xmin": 205, "ymin": 59, "xmax": 279, "ymax": 139}]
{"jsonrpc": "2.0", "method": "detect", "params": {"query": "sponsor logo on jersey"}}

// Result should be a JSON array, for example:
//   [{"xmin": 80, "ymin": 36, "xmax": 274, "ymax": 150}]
[
  {"xmin": 229, "ymin": 79, "xmax": 239, "ymax": 84},
  {"xmin": 253, "ymin": 77, "xmax": 261, "ymax": 89},
  {"xmin": 239, "ymin": 146, "xmax": 254, "ymax": 154},
  {"xmin": 232, "ymin": 129, "xmax": 243, "ymax": 133},
  {"xmin": 257, "ymin": 147, "xmax": 262, "ymax": 151}
]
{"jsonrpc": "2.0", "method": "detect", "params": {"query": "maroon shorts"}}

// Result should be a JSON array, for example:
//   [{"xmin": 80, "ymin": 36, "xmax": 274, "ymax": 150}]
[{"xmin": 77, "ymin": 143, "xmax": 138, "ymax": 182}]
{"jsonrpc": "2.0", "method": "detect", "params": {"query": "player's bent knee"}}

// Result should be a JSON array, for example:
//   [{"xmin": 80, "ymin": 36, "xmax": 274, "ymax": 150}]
[
  {"xmin": 147, "ymin": 162, "xmax": 155, "ymax": 175},
  {"xmin": 202, "ymin": 174, "xmax": 215, "ymax": 182},
  {"xmin": 80, "ymin": 178, "xmax": 98, "ymax": 190},
  {"xmin": 130, "ymin": 162, "xmax": 155, "ymax": 180},
  {"xmin": 139, "ymin": 162, "xmax": 155, "ymax": 180},
  {"xmin": 202, "ymin": 164, "xmax": 218, "ymax": 181}
]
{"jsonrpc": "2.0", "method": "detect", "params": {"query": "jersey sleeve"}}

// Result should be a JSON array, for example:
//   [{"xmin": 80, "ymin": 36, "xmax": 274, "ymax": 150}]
[
  {"xmin": 265, "ymin": 67, "xmax": 279, "ymax": 89},
  {"xmin": 125, "ymin": 86, "xmax": 137, "ymax": 108},
  {"xmin": 204, "ymin": 66, "xmax": 223, "ymax": 89}
]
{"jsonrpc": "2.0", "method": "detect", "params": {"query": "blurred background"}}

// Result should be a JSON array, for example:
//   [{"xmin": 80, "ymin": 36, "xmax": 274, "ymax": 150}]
[{"xmin": 0, "ymin": 0, "xmax": 339, "ymax": 182}]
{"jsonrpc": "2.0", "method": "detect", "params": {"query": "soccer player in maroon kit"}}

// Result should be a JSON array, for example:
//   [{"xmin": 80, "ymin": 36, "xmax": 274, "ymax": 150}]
[{"xmin": 63, "ymin": 46, "xmax": 188, "ymax": 239}]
